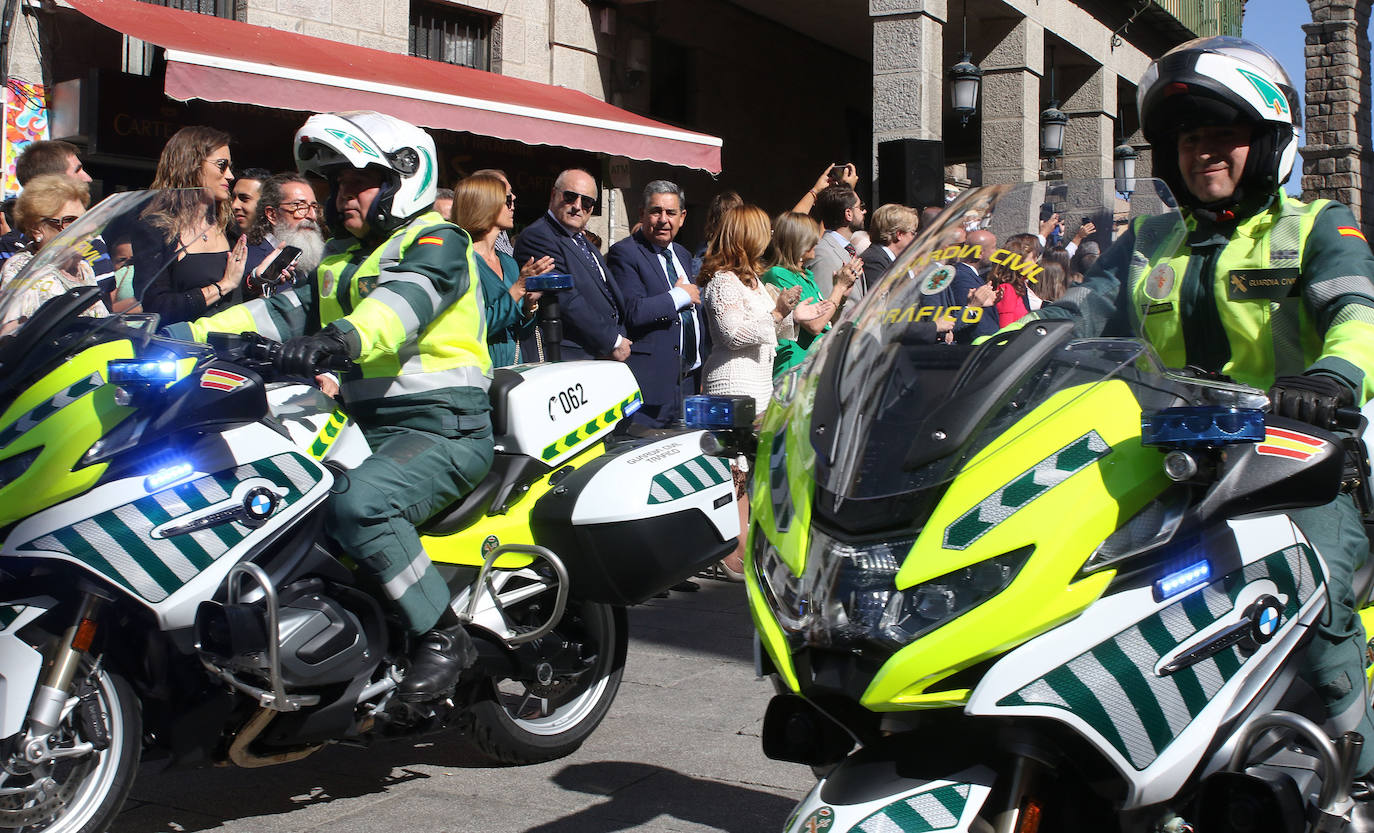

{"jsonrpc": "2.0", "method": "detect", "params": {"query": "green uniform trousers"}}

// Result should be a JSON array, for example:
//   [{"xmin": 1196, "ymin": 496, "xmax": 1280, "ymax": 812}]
[
  {"xmin": 327, "ymin": 415, "xmax": 494, "ymax": 636},
  {"xmin": 1291, "ymin": 493, "xmax": 1374, "ymax": 775}
]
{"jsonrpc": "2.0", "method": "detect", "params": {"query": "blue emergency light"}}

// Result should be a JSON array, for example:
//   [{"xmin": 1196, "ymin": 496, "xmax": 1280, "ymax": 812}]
[
  {"xmin": 108, "ymin": 359, "xmax": 179, "ymax": 385},
  {"xmin": 1141, "ymin": 406, "xmax": 1265, "ymax": 449},
  {"xmin": 684, "ymin": 395, "xmax": 755, "ymax": 430}
]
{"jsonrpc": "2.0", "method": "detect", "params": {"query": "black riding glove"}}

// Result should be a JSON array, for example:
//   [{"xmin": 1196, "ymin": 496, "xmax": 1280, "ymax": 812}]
[
  {"xmin": 1267, "ymin": 373, "xmax": 1353, "ymax": 429},
  {"xmin": 277, "ymin": 326, "xmax": 352, "ymax": 379}
]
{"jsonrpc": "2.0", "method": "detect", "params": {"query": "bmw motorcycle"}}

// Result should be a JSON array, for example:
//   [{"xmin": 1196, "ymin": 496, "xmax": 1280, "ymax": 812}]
[
  {"xmin": 0, "ymin": 190, "xmax": 739, "ymax": 832},
  {"xmin": 737, "ymin": 179, "xmax": 1374, "ymax": 833}
]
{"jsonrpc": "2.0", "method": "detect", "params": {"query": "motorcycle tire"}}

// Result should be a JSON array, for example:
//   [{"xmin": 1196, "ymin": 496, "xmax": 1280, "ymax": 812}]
[
  {"xmin": 461, "ymin": 601, "xmax": 627, "ymax": 764},
  {"xmin": 0, "ymin": 667, "xmax": 141, "ymax": 833}
]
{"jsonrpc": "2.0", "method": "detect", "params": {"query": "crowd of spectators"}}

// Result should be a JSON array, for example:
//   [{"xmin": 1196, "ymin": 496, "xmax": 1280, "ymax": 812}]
[{"xmin": 0, "ymin": 126, "xmax": 1104, "ymax": 578}]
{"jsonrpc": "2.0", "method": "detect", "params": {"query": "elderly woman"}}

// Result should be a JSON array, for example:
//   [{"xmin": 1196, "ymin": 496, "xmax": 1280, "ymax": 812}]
[
  {"xmin": 135, "ymin": 126, "xmax": 251, "ymax": 325},
  {"xmin": 451, "ymin": 172, "xmax": 552, "ymax": 367},
  {"xmin": 0, "ymin": 173, "xmax": 102, "ymax": 329},
  {"xmin": 761, "ymin": 211, "xmax": 857, "ymax": 378}
]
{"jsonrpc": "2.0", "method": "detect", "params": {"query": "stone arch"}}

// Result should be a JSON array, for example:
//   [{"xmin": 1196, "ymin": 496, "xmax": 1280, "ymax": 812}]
[{"xmin": 1300, "ymin": 0, "xmax": 1374, "ymax": 231}]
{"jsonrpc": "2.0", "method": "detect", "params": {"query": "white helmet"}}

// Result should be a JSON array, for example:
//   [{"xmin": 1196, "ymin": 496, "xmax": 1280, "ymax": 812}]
[
  {"xmin": 294, "ymin": 111, "xmax": 438, "ymax": 234},
  {"xmin": 1137, "ymin": 37, "xmax": 1300, "ymax": 214}
]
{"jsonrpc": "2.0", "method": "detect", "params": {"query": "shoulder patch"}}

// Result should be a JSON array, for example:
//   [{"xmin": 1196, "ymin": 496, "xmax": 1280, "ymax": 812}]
[
  {"xmin": 1338, "ymin": 226, "xmax": 1367, "ymax": 242},
  {"xmin": 417, "ymin": 236, "xmax": 445, "ymax": 246}
]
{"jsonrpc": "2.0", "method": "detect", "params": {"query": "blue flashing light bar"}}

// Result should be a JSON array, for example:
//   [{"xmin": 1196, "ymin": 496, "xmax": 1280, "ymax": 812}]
[
  {"xmin": 684, "ymin": 395, "xmax": 755, "ymax": 430},
  {"xmin": 109, "ymin": 359, "xmax": 179, "ymax": 385},
  {"xmin": 1141, "ymin": 407, "xmax": 1265, "ymax": 449},
  {"xmin": 524, "ymin": 272, "xmax": 575, "ymax": 292},
  {"xmin": 1154, "ymin": 560, "xmax": 1211, "ymax": 601},
  {"xmin": 144, "ymin": 461, "xmax": 193, "ymax": 492}
]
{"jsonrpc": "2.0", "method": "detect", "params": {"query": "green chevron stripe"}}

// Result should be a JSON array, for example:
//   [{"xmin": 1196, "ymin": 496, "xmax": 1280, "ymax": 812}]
[
  {"xmin": 1042, "ymin": 665, "xmax": 1131, "ymax": 759},
  {"xmin": 91, "ymin": 512, "xmax": 181, "ymax": 596},
  {"xmin": 0, "ymin": 373, "xmax": 104, "ymax": 449},
  {"xmin": 998, "ymin": 547, "xmax": 1324, "ymax": 770},
  {"xmin": 137, "ymin": 495, "xmax": 215, "ymax": 570},
  {"xmin": 933, "ymin": 785, "xmax": 969, "ymax": 818},
  {"xmin": 50, "ymin": 525, "xmax": 136, "ymax": 597},
  {"xmin": 541, "ymin": 393, "xmax": 641, "ymax": 460},
  {"xmin": 1095, "ymin": 639, "xmax": 1174, "ymax": 754}
]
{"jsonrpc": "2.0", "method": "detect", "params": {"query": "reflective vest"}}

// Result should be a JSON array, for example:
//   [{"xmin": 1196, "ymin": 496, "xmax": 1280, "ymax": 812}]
[
  {"xmin": 1128, "ymin": 196, "xmax": 1327, "ymax": 390},
  {"xmin": 316, "ymin": 213, "xmax": 491, "ymax": 406}
]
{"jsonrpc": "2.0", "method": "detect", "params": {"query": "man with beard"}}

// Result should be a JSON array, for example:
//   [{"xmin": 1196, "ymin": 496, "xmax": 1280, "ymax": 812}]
[
  {"xmin": 805, "ymin": 184, "xmax": 867, "ymax": 296},
  {"xmin": 245, "ymin": 172, "xmax": 327, "ymax": 295}
]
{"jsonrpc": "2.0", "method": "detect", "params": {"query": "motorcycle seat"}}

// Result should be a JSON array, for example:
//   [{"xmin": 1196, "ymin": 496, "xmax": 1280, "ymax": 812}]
[{"xmin": 419, "ymin": 453, "xmax": 549, "ymax": 537}]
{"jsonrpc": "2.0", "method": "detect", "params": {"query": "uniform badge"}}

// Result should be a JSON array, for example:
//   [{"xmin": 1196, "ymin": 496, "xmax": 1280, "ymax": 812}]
[
  {"xmin": 481, "ymin": 534, "xmax": 500, "ymax": 557},
  {"xmin": 320, "ymin": 272, "xmax": 337, "ymax": 298},
  {"xmin": 920, "ymin": 265, "xmax": 956, "ymax": 296},
  {"xmin": 1144, "ymin": 264, "xmax": 1175, "ymax": 300},
  {"xmin": 798, "ymin": 807, "xmax": 834, "ymax": 832}
]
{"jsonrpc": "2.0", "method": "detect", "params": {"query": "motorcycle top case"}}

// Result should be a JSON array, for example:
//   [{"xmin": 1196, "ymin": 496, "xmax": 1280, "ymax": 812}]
[
  {"xmin": 532, "ymin": 430, "xmax": 740, "ymax": 604},
  {"xmin": 489, "ymin": 362, "xmax": 642, "ymax": 467}
]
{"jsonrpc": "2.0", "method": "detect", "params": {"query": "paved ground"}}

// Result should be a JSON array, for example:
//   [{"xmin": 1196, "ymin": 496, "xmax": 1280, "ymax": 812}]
[{"xmin": 111, "ymin": 579, "xmax": 815, "ymax": 833}]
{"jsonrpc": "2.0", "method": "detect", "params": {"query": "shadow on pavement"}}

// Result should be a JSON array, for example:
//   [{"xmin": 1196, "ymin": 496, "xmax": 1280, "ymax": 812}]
[{"xmin": 524, "ymin": 761, "xmax": 798, "ymax": 833}]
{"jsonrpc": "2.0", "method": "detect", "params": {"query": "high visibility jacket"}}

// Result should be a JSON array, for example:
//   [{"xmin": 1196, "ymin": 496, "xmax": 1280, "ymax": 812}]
[
  {"xmin": 175, "ymin": 212, "xmax": 491, "ymax": 411},
  {"xmin": 1041, "ymin": 191, "xmax": 1374, "ymax": 404}
]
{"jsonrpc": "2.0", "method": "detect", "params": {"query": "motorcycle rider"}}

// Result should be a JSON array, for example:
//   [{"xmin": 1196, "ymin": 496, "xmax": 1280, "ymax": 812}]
[
  {"xmin": 1037, "ymin": 36, "xmax": 1374, "ymax": 779},
  {"xmin": 165, "ymin": 111, "xmax": 493, "ymax": 702}
]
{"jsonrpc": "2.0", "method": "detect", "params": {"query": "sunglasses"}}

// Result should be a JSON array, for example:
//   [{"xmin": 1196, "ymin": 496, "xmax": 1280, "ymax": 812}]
[
  {"xmin": 505, "ymin": 193, "xmax": 516, "ymax": 208},
  {"xmin": 278, "ymin": 200, "xmax": 322, "ymax": 217},
  {"xmin": 206, "ymin": 158, "xmax": 233, "ymax": 174},
  {"xmin": 40, "ymin": 215, "xmax": 80, "ymax": 231},
  {"xmin": 562, "ymin": 190, "xmax": 598, "ymax": 211}
]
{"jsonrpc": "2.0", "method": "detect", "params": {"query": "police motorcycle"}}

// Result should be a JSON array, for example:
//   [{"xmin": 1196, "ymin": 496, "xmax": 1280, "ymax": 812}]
[
  {"xmin": 718, "ymin": 177, "xmax": 1374, "ymax": 833},
  {"xmin": 0, "ymin": 190, "xmax": 739, "ymax": 833}
]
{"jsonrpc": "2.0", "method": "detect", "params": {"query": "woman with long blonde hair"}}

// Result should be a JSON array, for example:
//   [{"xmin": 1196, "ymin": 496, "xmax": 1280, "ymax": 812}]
[
  {"xmin": 135, "ymin": 126, "xmax": 251, "ymax": 325},
  {"xmin": 762, "ymin": 211, "xmax": 857, "ymax": 378},
  {"xmin": 698, "ymin": 204, "xmax": 799, "ymax": 581},
  {"xmin": 452, "ymin": 172, "xmax": 553, "ymax": 367}
]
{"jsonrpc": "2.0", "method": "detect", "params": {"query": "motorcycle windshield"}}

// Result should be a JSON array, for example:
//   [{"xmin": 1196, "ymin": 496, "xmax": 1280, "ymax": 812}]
[
  {"xmin": 791, "ymin": 178, "xmax": 1253, "ymax": 526},
  {"xmin": 0, "ymin": 189, "xmax": 196, "ymax": 352}
]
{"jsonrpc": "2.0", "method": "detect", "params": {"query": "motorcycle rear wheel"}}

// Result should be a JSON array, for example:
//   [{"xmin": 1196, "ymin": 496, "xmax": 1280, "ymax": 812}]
[
  {"xmin": 0, "ymin": 667, "xmax": 140, "ymax": 833},
  {"xmin": 462, "ymin": 601, "xmax": 627, "ymax": 764}
]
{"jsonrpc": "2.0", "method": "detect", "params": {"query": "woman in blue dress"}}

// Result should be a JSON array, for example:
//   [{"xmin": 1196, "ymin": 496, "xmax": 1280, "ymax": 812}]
[{"xmin": 452, "ymin": 172, "xmax": 553, "ymax": 367}]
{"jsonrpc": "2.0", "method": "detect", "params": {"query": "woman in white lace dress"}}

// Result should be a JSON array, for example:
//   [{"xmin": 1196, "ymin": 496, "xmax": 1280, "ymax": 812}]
[
  {"xmin": 697, "ymin": 203, "xmax": 799, "ymax": 581},
  {"xmin": 699, "ymin": 204, "xmax": 800, "ymax": 413}
]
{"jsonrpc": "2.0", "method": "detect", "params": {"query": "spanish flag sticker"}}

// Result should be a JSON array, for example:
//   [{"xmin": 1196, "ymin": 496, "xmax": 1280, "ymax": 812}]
[
  {"xmin": 417, "ymin": 236, "xmax": 444, "ymax": 246},
  {"xmin": 1257, "ymin": 426, "xmax": 1327, "ymax": 462},
  {"xmin": 1338, "ymin": 226, "xmax": 1367, "ymax": 242}
]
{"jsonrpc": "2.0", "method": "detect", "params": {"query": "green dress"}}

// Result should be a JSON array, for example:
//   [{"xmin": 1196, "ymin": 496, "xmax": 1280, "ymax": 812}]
[
  {"xmin": 762, "ymin": 264, "xmax": 824, "ymax": 377},
  {"xmin": 477, "ymin": 250, "xmax": 535, "ymax": 367}
]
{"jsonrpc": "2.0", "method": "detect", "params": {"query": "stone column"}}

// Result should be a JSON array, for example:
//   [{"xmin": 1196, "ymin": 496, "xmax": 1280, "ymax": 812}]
[
  {"xmin": 1300, "ymin": 0, "xmax": 1373, "ymax": 231},
  {"xmin": 1060, "ymin": 66, "xmax": 1114, "ymax": 182},
  {"xmin": 980, "ymin": 15, "xmax": 1043, "ymax": 185},
  {"xmin": 871, "ymin": 0, "xmax": 948, "ymax": 180}
]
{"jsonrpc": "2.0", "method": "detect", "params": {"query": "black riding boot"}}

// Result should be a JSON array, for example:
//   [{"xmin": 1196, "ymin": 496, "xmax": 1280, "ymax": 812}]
[{"xmin": 398, "ymin": 624, "xmax": 477, "ymax": 702}]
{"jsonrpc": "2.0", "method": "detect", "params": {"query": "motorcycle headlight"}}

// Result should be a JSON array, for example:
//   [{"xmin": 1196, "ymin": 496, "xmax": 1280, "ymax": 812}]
[
  {"xmin": 754, "ymin": 532, "xmax": 810, "ymax": 631},
  {"xmin": 761, "ymin": 528, "xmax": 1032, "ymax": 654}
]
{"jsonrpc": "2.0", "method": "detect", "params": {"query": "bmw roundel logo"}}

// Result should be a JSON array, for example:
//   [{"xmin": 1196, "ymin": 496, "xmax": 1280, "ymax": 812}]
[
  {"xmin": 242, "ymin": 487, "xmax": 280, "ymax": 524},
  {"xmin": 1247, "ymin": 595, "xmax": 1284, "ymax": 644}
]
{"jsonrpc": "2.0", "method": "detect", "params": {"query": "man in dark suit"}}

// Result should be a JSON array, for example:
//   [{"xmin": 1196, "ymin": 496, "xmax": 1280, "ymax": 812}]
[
  {"xmin": 513, "ymin": 168, "xmax": 630, "ymax": 362},
  {"xmin": 952, "ymin": 228, "xmax": 999, "ymax": 343},
  {"xmin": 607, "ymin": 180, "xmax": 706, "ymax": 428}
]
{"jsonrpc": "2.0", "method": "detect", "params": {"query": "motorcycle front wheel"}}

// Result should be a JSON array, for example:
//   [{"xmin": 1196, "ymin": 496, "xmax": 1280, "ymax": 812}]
[
  {"xmin": 462, "ymin": 600, "xmax": 627, "ymax": 764},
  {"xmin": 0, "ymin": 666, "xmax": 141, "ymax": 833}
]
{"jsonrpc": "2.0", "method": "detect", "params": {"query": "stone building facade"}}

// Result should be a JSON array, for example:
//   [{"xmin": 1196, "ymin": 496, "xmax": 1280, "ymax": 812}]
[
  {"xmin": 1301, "ymin": 0, "xmax": 1373, "ymax": 232},
  {"xmin": 1, "ymin": 0, "xmax": 1231, "ymax": 246}
]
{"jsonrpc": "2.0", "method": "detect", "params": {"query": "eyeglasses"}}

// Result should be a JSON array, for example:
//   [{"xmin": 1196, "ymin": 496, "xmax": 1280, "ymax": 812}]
[
  {"xmin": 206, "ymin": 158, "xmax": 233, "ymax": 174},
  {"xmin": 278, "ymin": 200, "xmax": 322, "ymax": 217},
  {"xmin": 505, "ymin": 193, "xmax": 516, "ymax": 208},
  {"xmin": 40, "ymin": 215, "xmax": 80, "ymax": 231},
  {"xmin": 562, "ymin": 190, "xmax": 598, "ymax": 211}
]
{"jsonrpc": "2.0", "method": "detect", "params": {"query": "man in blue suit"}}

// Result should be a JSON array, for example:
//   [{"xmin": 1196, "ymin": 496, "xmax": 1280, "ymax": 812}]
[
  {"xmin": 607, "ymin": 180, "xmax": 706, "ymax": 427},
  {"xmin": 513, "ymin": 168, "xmax": 630, "ymax": 362}
]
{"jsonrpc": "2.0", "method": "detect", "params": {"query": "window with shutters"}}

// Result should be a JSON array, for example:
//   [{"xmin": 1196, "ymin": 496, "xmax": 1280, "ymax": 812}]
[
  {"xmin": 409, "ymin": 2, "xmax": 494, "ymax": 72},
  {"xmin": 135, "ymin": 0, "xmax": 236, "ymax": 20}
]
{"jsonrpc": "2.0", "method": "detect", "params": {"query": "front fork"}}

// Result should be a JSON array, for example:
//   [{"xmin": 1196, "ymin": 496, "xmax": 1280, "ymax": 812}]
[{"xmin": 17, "ymin": 593, "xmax": 104, "ymax": 768}]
